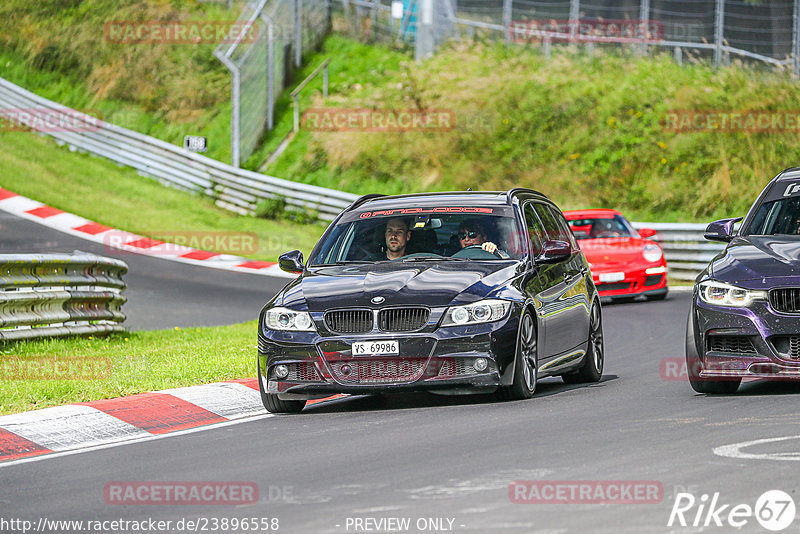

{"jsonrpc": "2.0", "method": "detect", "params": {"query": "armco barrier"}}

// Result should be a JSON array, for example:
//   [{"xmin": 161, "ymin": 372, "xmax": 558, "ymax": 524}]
[
  {"xmin": 0, "ymin": 77, "xmax": 358, "ymax": 221},
  {"xmin": 632, "ymin": 222, "xmax": 724, "ymax": 282},
  {"xmin": 0, "ymin": 253, "xmax": 128, "ymax": 341}
]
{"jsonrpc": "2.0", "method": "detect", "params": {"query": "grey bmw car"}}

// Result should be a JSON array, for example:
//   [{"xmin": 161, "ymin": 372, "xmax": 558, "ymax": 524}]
[{"xmin": 688, "ymin": 167, "xmax": 800, "ymax": 393}]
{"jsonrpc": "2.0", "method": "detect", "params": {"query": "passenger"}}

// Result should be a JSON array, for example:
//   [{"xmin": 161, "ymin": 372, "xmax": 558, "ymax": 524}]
[
  {"xmin": 457, "ymin": 219, "xmax": 510, "ymax": 258},
  {"xmin": 384, "ymin": 217, "xmax": 411, "ymax": 259}
]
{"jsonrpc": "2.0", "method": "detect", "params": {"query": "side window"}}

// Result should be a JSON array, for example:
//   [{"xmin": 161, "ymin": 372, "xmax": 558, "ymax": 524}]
[
  {"xmin": 533, "ymin": 203, "xmax": 561, "ymax": 241},
  {"xmin": 549, "ymin": 206, "xmax": 578, "ymax": 249},
  {"xmin": 523, "ymin": 204, "xmax": 545, "ymax": 256}
]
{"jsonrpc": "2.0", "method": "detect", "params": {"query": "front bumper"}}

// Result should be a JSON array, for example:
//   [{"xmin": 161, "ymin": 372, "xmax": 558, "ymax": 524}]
[
  {"xmin": 593, "ymin": 266, "xmax": 667, "ymax": 299},
  {"xmin": 694, "ymin": 296, "xmax": 800, "ymax": 380},
  {"xmin": 258, "ymin": 307, "xmax": 521, "ymax": 400}
]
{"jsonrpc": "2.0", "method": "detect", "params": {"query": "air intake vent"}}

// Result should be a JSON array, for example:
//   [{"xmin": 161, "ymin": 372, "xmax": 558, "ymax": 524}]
[
  {"xmin": 707, "ymin": 335, "xmax": 757, "ymax": 354},
  {"xmin": 770, "ymin": 288, "xmax": 800, "ymax": 313},
  {"xmin": 324, "ymin": 309, "xmax": 373, "ymax": 333},
  {"xmin": 378, "ymin": 308, "xmax": 429, "ymax": 332}
]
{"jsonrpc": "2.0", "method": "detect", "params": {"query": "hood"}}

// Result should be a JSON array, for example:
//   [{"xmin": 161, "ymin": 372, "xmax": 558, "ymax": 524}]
[
  {"xmin": 279, "ymin": 261, "xmax": 518, "ymax": 311},
  {"xmin": 710, "ymin": 236, "xmax": 800, "ymax": 282},
  {"xmin": 577, "ymin": 237, "xmax": 655, "ymax": 268}
]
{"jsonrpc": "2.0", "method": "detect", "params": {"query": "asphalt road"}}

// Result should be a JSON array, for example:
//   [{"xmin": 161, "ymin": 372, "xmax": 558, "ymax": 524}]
[
  {"xmin": 0, "ymin": 211, "xmax": 290, "ymax": 330},
  {"xmin": 5, "ymin": 291, "xmax": 800, "ymax": 533}
]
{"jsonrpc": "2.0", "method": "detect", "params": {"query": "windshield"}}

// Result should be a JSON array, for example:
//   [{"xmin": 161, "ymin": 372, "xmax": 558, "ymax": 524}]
[
  {"xmin": 745, "ymin": 197, "xmax": 800, "ymax": 236},
  {"xmin": 310, "ymin": 208, "xmax": 525, "ymax": 265},
  {"xmin": 566, "ymin": 215, "xmax": 636, "ymax": 240}
]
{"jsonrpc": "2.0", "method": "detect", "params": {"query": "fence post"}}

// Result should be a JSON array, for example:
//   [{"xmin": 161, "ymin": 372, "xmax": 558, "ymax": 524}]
[
  {"xmin": 794, "ymin": 0, "xmax": 800, "ymax": 77},
  {"xmin": 295, "ymin": 0, "xmax": 303, "ymax": 68},
  {"xmin": 714, "ymin": 0, "xmax": 724, "ymax": 68},
  {"xmin": 371, "ymin": 0, "xmax": 378, "ymax": 37},
  {"xmin": 569, "ymin": 0, "xmax": 580, "ymax": 44},
  {"xmin": 415, "ymin": 0, "xmax": 434, "ymax": 61},
  {"xmin": 266, "ymin": 16, "xmax": 275, "ymax": 130},
  {"xmin": 639, "ymin": 0, "xmax": 650, "ymax": 56},
  {"xmin": 503, "ymin": 0, "xmax": 513, "ymax": 42}
]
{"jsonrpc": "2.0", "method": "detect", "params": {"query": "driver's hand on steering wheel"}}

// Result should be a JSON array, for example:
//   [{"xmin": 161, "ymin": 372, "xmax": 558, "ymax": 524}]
[{"xmin": 481, "ymin": 242, "xmax": 498, "ymax": 254}]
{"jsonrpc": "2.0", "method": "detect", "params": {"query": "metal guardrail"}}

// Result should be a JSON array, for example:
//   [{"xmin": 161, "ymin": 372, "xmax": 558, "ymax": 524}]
[
  {"xmin": 0, "ymin": 77, "xmax": 359, "ymax": 221},
  {"xmin": 0, "ymin": 253, "xmax": 128, "ymax": 341},
  {"xmin": 632, "ymin": 222, "xmax": 724, "ymax": 282}
]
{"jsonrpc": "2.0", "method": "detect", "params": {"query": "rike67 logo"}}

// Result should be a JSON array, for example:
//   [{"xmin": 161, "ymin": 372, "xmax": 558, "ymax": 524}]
[{"xmin": 668, "ymin": 490, "xmax": 796, "ymax": 531}]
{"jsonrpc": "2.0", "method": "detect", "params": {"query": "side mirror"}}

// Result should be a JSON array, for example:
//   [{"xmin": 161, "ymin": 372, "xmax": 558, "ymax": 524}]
[
  {"xmin": 638, "ymin": 227, "xmax": 657, "ymax": 239},
  {"xmin": 704, "ymin": 218, "xmax": 742, "ymax": 243},
  {"xmin": 536, "ymin": 240, "xmax": 571, "ymax": 264},
  {"xmin": 279, "ymin": 250, "xmax": 305, "ymax": 274}
]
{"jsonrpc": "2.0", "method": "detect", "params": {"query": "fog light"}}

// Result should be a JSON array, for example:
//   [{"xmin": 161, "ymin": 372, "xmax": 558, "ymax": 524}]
[
  {"xmin": 274, "ymin": 364, "xmax": 289, "ymax": 379},
  {"xmin": 474, "ymin": 358, "xmax": 488, "ymax": 372}
]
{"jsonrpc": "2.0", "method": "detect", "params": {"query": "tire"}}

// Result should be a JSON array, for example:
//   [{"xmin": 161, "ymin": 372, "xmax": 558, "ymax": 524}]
[
  {"xmin": 258, "ymin": 365, "xmax": 307, "ymax": 414},
  {"xmin": 562, "ymin": 301, "xmax": 604, "ymax": 384},
  {"xmin": 685, "ymin": 312, "xmax": 740, "ymax": 394},
  {"xmin": 496, "ymin": 310, "xmax": 538, "ymax": 401}
]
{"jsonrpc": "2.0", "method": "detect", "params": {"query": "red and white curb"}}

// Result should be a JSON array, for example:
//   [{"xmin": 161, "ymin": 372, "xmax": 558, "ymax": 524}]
[
  {"xmin": 0, "ymin": 188, "xmax": 293, "ymax": 278},
  {"xmin": 0, "ymin": 378, "xmax": 346, "ymax": 464}
]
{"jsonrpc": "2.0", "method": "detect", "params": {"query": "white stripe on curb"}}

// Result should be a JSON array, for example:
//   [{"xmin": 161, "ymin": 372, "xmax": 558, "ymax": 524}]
[{"xmin": 160, "ymin": 383, "xmax": 265, "ymax": 420}]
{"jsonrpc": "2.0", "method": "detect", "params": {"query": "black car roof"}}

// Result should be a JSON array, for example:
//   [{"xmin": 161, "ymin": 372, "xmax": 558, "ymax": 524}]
[{"xmin": 348, "ymin": 189, "xmax": 550, "ymax": 212}]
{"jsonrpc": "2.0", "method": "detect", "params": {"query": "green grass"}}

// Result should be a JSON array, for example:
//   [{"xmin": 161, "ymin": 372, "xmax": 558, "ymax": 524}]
[
  {"xmin": 0, "ymin": 322, "xmax": 257, "ymax": 415},
  {"xmin": 0, "ymin": 131, "xmax": 326, "ymax": 262}
]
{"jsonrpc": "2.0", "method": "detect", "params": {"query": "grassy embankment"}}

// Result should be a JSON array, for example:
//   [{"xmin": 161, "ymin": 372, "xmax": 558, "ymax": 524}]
[{"xmin": 0, "ymin": 323, "xmax": 256, "ymax": 415}]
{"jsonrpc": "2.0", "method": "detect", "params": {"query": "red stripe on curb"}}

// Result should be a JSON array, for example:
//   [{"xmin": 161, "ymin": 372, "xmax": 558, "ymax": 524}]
[
  {"xmin": 180, "ymin": 250, "xmax": 219, "ymax": 261},
  {"xmin": 236, "ymin": 261, "xmax": 277, "ymax": 270},
  {"xmin": 74, "ymin": 221, "xmax": 113, "ymax": 235},
  {"xmin": 83, "ymin": 393, "xmax": 226, "ymax": 435},
  {"xmin": 307, "ymin": 394, "xmax": 349, "ymax": 406},
  {"xmin": 125, "ymin": 237, "xmax": 165, "ymax": 249},
  {"xmin": 0, "ymin": 428, "xmax": 52, "ymax": 462},
  {"xmin": 26, "ymin": 206, "xmax": 64, "ymax": 218},
  {"xmin": 0, "ymin": 189, "xmax": 18, "ymax": 201}
]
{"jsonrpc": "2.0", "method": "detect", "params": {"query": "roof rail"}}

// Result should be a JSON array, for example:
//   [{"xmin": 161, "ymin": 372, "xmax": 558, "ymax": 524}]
[{"xmin": 346, "ymin": 193, "xmax": 387, "ymax": 212}]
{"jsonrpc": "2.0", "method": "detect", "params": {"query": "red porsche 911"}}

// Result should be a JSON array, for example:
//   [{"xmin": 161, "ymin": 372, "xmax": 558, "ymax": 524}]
[{"xmin": 563, "ymin": 209, "xmax": 668, "ymax": 302}]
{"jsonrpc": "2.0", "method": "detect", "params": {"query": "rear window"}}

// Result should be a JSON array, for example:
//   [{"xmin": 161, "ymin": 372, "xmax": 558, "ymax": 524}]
[{"xmin": 310, "ymin": 207, "xmax": 525, "ymax": 265}]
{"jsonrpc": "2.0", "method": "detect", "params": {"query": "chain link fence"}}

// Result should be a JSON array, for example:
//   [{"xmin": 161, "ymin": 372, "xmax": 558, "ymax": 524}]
[
  {"xmin": 341, "ymin": 0, "xmax": 800, "ymax": 70},
  {"xmin": 214, "ymin": 0, "xmax": 330, "ymax": 167}
]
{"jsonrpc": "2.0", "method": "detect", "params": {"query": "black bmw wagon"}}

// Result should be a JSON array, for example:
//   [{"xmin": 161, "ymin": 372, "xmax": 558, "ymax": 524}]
[{"xmin": 257, "ymin": 189, "xmax": 603, "ymax": 413}]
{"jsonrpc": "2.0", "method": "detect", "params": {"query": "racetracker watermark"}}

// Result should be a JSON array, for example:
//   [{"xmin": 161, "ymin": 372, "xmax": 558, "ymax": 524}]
[
  {"xmin": 509, "ymin": 480, "xmax": 663, "ymax": 504},
  {"xmin": 508, "ymin": 19, "xmax": 663, "ymax": 44},
  {"xmin": 104, "ymin": 482, "xmax": 258, "ymax": 505},
  {"xmin": 104, "ymin": 20, "xmax": 257, "ymax": 44},
  {"xmin": 103, "ymin": 231, "xmax": 258, "ymax": 255},
  {"xmin": 660, "ymin": 357, "xmax": 783, "ymax": 381},
  {"xmin": 302, "ymin": 108, "xmax": 455, "ymax": 132},
  {"xmin": 0, "ymin": 108, "xmax": 102, "ymax": 133},
  {"xmin": 0, "ymin": 356, "xmax": 112, "ymax": 380},
  {"xmin": 662, "ymin": 110, "xmax": 800, "ymax": 133}
]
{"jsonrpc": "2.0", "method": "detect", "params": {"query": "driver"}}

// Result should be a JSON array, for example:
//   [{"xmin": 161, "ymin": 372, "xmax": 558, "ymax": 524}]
[
  {"xmin": 457, "ymin": 219, "xmax": 510, "ymax": 259},
  {"xmin": 384, "ymin": 217, "xmax": 411, "ymax": 259}
]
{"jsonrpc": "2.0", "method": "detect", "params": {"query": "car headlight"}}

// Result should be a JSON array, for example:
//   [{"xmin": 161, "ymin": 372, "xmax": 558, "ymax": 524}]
[
  {"xmin": 643, "ymin": 244, "xmax": 663, "ymax": 263},
  {"xmin": 442, "ymin": 299, "xmax": 511, "ymax": 326},
  {"xmin": 264, "ymin": 307, "xmax": 316, "ymax": 331},
  {"xmin": 698, "ymin": 281, "xmax": 766, "ymax": 307}
]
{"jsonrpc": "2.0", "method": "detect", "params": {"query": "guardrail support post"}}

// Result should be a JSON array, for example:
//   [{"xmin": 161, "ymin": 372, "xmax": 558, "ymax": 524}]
[
  {"xmin": 323, "ymin": 63, "xmax": 329, "ymax": 97},
  {"xmin": 293, "ymin": 95, "xmax": 300, "ymax": 133},
  {"xmin": 714, "ymin": 0, "xmax": 724, "ymax": 68},
  {"xmin": 674, "ymin": 46, "xmax": 682, "ymax": 65}
]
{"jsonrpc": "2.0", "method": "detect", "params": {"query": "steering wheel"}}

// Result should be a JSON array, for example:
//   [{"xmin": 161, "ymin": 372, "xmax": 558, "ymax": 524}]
[{"xmin": 452, "ymin": 244, "xmax": 503, "ymax": 259}]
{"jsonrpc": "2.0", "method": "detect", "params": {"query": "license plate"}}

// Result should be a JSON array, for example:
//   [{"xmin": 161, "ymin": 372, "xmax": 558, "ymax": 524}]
[
  {"xmin": 352, "ymin": 340, "xmax": 399, "ymax": 356},
  {"xmin": 599, "ymin": 272, "xmax": 625, "ymax": 283}
]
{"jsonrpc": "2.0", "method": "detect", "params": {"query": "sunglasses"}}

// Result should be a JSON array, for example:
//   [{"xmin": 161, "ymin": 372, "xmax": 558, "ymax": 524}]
[{"xmin": 458, "ymin": 231, "xmax": 480, "ymax": 240}]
